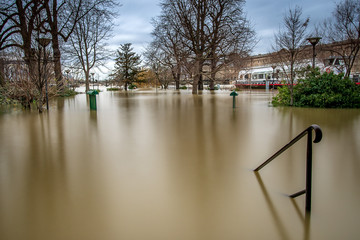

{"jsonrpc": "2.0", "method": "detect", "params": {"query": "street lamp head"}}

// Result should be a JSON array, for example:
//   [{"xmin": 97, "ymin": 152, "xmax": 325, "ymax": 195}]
[
  {"xmin": 36, "ymin": 38, "xmax": 51, "ymax": 48},
  {"xmin": 307, "ymin": 37, "xmax": 321, "ymax": 46}
]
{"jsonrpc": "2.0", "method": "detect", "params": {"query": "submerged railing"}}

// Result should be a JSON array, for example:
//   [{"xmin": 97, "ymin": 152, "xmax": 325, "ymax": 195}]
[{"xmin": 254, "ymin": 124, "xmax": 323, "ymax": 212}]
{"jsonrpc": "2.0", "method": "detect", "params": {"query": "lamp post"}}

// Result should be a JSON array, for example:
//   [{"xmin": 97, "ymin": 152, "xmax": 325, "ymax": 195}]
[
  {"xmin": 37, "ymin": 38, "xmax": 51, "ymax": 110},
  {"xmin": 307, "ymin": 37, "xmax": 321, "ymax": 69},
  {"xmin": 91, "ymin": 72, "xmax": 95, "ymax": 90},
  {"xmin": 271, "ymin": 65, "xmax": 276, "ymax": 90},
  {"xmin": 65, "ymin": 69, "xmax": 70, "ymax": 89}
]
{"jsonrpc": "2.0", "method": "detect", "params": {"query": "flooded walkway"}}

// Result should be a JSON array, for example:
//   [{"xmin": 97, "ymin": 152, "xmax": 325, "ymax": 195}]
[{"xmin": 1, "ymin": 89, "xmax": 360, "ymax": 240}]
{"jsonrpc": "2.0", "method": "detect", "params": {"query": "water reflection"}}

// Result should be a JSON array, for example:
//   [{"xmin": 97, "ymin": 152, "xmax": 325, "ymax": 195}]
[
  {"xmin": 290, "ymin": 199, "xmax": 311, "ymax": 240},
  {"xmin": 0, "ymin": 90, "xmax": 360, "ymax": 240},
  {"xmin": 254, "ymin": 172, "xmax": 290, "ymax": 240}
]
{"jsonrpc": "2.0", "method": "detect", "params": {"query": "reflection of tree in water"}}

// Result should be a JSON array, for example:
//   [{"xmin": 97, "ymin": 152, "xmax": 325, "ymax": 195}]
[
  {"xmin": 254, "ymin": 172, "xmax": 290, "ymax": 240},
  {"xmin": 22, "ymin": 112, "xmax": 69, "ymax": 238},
  {"xmin": 275, "ymin": 106, "xmax": 360, "ymax": 160},
  {"xmin": 255, "ymin": 171, "xmax": 311, "ymax": 240},
  {"xmin": 274, "ymin": 107, "xmax": 360, "ymax": 130}
]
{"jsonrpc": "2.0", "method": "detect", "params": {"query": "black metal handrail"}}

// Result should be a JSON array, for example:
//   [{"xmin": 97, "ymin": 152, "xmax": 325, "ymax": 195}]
[{"xmin": 254, "ymin": 124, "xmax": 323, "ymax": 212}]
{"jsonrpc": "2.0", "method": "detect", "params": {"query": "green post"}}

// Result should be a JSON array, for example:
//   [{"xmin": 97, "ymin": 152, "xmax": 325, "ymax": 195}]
[
  {"xmin": 230, "ymin": 90, "xmax": 238, "ymax": 108},
  {"xmin": 87, "ymin": 90, "xmax": 98, "ymax": 110}
]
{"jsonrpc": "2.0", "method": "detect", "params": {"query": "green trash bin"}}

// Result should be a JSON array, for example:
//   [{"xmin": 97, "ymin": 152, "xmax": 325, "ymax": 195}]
[{"xmin": 87, "ymin": 90, "xmax": 99, "ymax": 110}]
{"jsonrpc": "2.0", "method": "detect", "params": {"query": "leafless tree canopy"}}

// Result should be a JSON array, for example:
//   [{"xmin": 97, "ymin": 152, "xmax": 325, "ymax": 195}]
[
  {"xmin": 0, "ymin": 0, "xmax": 115, "ymax": 93},
  {"xmin": 320, "ymin": 0, "xmax": 360, "ymax": 77},
  {"xmin": 149, "ymin": 0, "xmax": 255, "ymax": 93},
  {"xmin": 273, "ymin": 6, "xmax": 309, "ymax": 105},
  {"xmin": 0, "ymin": 0, "xmax": 115, "ymax": 111},
  {"xmin": 64, "ymin": 0, "xmax": 116, "ymax": 92}
]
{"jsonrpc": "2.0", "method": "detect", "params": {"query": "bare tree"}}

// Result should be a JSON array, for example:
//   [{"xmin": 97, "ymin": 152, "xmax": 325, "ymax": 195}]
[
  {"xmin": 0, "ymin": 0, "xmax": 111, "ymax": 94},
  {"xmin": 0, "ymin": 48, "xmax": 55, "ymax": 111},
  {"xmin": 0, "ymin": 0, "xmax": 57, "ymax": 112},
  {"xmin": 41, "ymin": 0, "xmax": 111, "ymax": 93},
  {"xmin": 273, "ymin": 6, "xmax": 309, "ymax": 106},
  {"xmin": 154, "ymin": 0, "xmax": 254, "ymax": 94},
  {"xmin": 320, "ymin": 0, "xmax": 360, "ymax": 78},
  {"xmin": 149, "ymin": 16, "xmax": 190, "ymax": 90},
  {"xmin": 205, "ymin": 0, "xmax": 255, "ymax": 90},
  {"xmin": 64, "ymin": 1, "xmax": 115, "ymax": 92},
  {"xmin": 159, "ymin": 0, "xmax": 209, "ymax": 94},
  {"xmin": 144, "ymin": 43, "xmax": 177, "ymax": 90},
  {"xmin": 0, "ymin": 0, "xmax": 43, "ymax": 76}
]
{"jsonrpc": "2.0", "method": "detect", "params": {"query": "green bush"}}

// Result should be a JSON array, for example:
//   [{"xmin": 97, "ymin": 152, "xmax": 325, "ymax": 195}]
[
  {"xmin": 272, "ymin": 68, "xmax": 360, "ymax": 108},
  {"xmin": 207, "ymin": 85, "xmax": 220, "ymax": 90},
  {"xmin": 58, "ymin": 89, "xmax": 79, "ymax": 97},
  {"xmin": 129, "ymin": 84, "xmax": 137, "ymax": 89},
  {"xmin": 0, "ymin": 92, "xmax": 17, "ymax": 105},
  {"xmin": 179, "ymin": 86, "xmax": 187, "ymax": 90},
  {"xmin": 107, "ymin": 87, "xmax": 121, "ymax": 91},
  {"xmin": 272, "ymin": 85, "xmax": 292, "ymax": 106}
]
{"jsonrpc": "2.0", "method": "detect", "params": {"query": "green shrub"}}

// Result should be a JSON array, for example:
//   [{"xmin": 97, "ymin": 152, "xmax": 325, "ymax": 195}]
[
  {"xmin": 107, "ymin": 88, "xmax": 121, "ymax": 91},
  {"xmin": 272, "ymin": 85, "xmax": 291, "ymax": 106},
  {"xmin": 207, "ymin": 85, "xmax": 220, "ymax": 90},
  {"xmin": 58, "ymin": 89, "xmax": 79, "ymax": 97},
  {"xmin": 179, "ymin": 86, "xmax": 187, "ymax": 90},
  {"xmin": 272, "ymin": 68, "xmax": 360, "ymax": 108},
  {"xmin": 129, "ymin": 84, "xmax": 137, "ymax": 89}
]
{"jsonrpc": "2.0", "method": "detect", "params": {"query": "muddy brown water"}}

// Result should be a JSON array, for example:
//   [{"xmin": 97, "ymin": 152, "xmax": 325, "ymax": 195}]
[{"xmin": 1, "ymin": 89, "xmax": 359, "ymax": 240}]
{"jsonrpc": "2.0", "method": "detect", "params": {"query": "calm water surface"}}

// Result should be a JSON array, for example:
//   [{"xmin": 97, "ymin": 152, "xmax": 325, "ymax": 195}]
[{"xmin": 0, "ymin": 89, "xmax": 359, "ymax": 240}]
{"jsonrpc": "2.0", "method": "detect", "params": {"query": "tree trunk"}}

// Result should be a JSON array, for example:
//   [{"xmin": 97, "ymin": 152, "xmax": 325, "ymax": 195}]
[
  {"xmin": 175, "ymin": 76, "xmax": 180, "ymax": 90},
  {"xmin": 46, "ymin": 0, "xmax": 64, "ymax": 94},
  {"xmin": 85, "ymin": 71, "xmax": 90, "ymax": 92},
  {"xmin": 175, "ymin": 66, "xmax": 181, "ymax": 90},
  {"xmin": 52, "ymin": 36, "xmax": 64, "ymax": 93},
  {"xmin": 0, "ymin": 58, "xmax": 4, "ymax": 86},
  {"xmin": 209, "ymin": 72, "xmax": 216, "ymax": 90},
  {"xmin": 209, "ymin": 58, "xmax": 216, "ymax": 90},
  {"xmin": 290, "ymin": 63, "xmax": 294, "ymax": 106},
  {"xmin": 198, "ymin": 74, "xmax": 203, "ymax": 91},
  {"xmin": 192, "ymin": 59, "xmax": 201, "ymax": 94}
]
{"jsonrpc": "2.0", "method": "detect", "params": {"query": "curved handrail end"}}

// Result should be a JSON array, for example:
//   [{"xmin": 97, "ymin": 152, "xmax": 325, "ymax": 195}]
[{"xmin": 309, "ymin": 124, "xmax": 323, "ymax": 143}]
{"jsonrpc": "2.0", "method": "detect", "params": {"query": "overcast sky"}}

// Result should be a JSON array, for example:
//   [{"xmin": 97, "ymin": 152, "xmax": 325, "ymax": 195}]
[{"xmin": 102, "ymin": 0, "xmax": 337, "ymax": 77}]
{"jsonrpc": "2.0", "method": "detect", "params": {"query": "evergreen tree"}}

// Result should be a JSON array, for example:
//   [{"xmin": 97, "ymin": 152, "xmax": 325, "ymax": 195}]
[{"xmin": 113, "ymin": 43, "xmax": 141, "ymax": 91}]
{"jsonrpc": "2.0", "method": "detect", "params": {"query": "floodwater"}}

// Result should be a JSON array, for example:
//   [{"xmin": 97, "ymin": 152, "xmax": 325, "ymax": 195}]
[{"xmin": 0, "ymin": 88, "xmax": 359, "ymax": 240}]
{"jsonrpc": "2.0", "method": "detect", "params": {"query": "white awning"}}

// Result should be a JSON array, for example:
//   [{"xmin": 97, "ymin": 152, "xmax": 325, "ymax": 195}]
[
  {"xmin": 251, "ymin": 67, "xmax": 274, "ymax": 73},
  {"xmin": 238, "ymin": 67, "xmax": 275, "ymax": 75}
]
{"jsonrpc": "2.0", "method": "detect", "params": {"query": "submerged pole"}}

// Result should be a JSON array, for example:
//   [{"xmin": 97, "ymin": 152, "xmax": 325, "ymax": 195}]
[
  {"xmin": 306, "ymin": 129, "xmax": 313, "ymax": 212},
  {"xmin": 230, "ymin": 90, "xmax": 238, "ymax": 109}
]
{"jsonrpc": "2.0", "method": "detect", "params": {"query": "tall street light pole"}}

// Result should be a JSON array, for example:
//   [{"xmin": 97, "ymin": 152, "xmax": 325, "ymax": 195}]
[
  {"xmin": 91, "ymin": 72, "xmax": 95, "ymax": 90},
  {"xmin": 307, "ymin": 37, "xmax": 321, "ymax": 69},
  {"xmin": 37, "ymin": 38, "xmax": 51, "ymax": 111},
  {"xmin": 271, "ymin": 65, "xmax": 276, "ymax": 90},
  {"xmin": 65, "ymin": 69, "xmax": 71, "ymax": 89}
]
